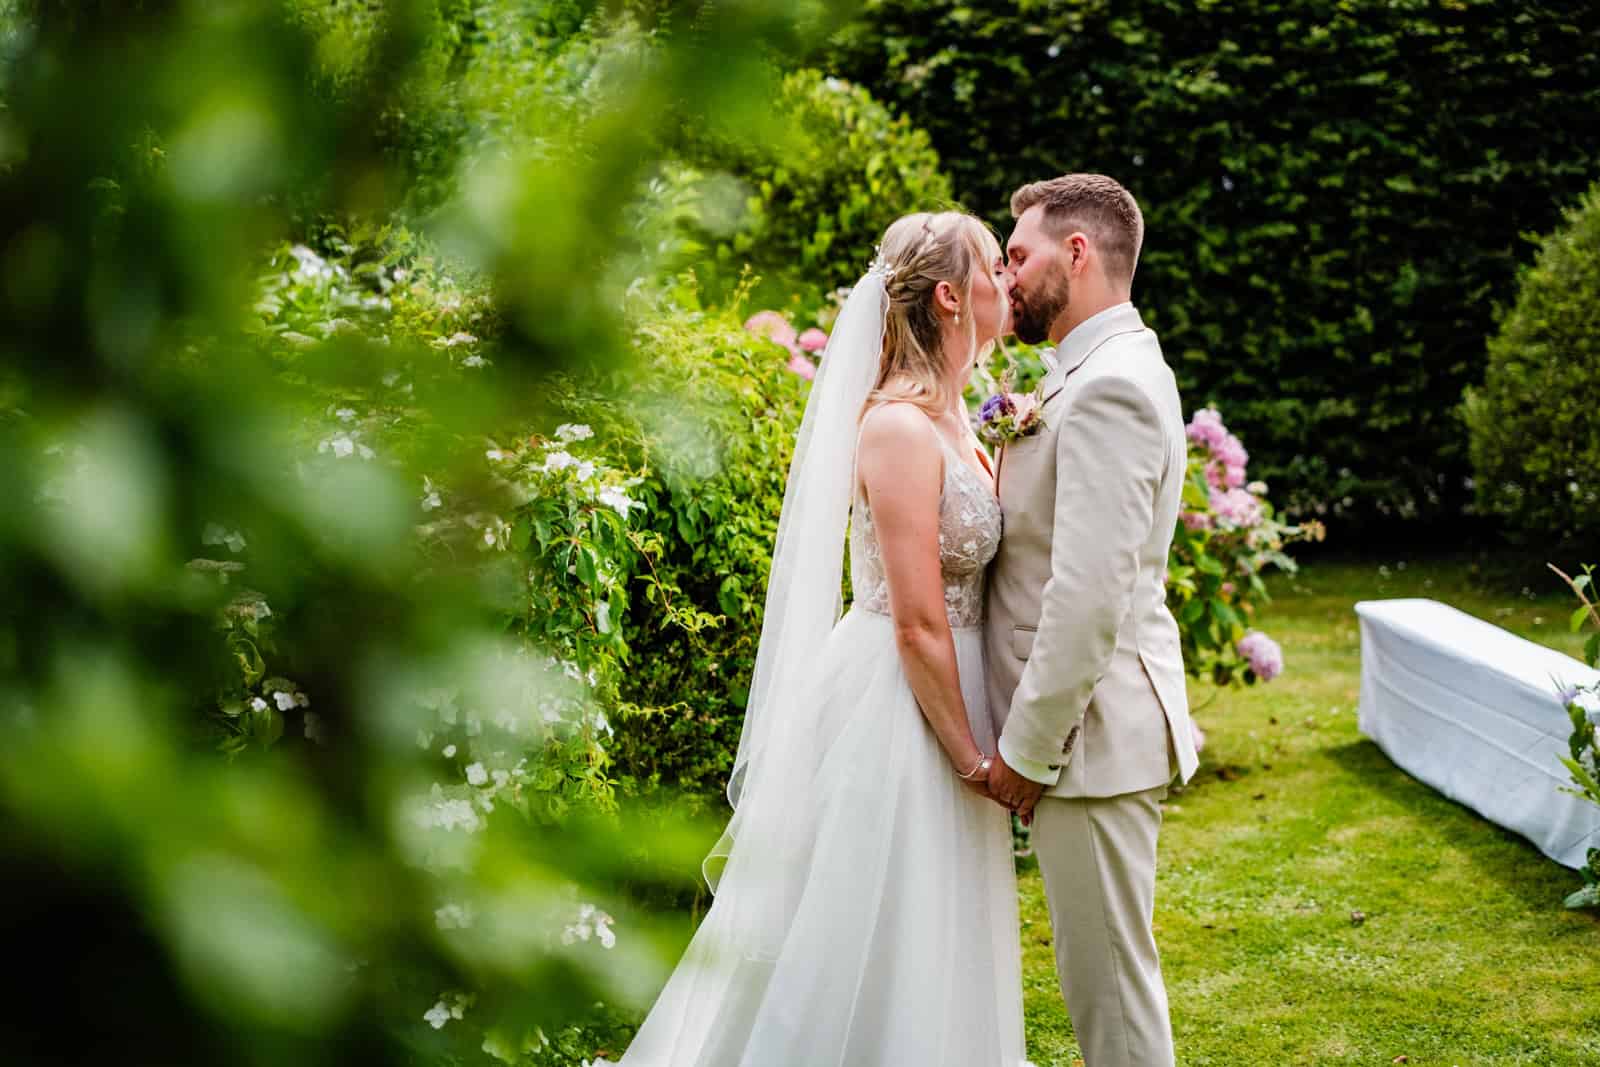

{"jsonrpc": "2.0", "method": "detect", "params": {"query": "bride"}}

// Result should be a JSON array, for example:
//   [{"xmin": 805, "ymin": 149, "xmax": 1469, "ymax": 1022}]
[{"xmin": 604, "ymin": 210, "xmax": 1024, "ymax": 1066}]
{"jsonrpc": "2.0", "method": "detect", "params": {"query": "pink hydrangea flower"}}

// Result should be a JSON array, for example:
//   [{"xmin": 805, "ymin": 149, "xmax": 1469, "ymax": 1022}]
[
  {"xmin": 744, "ymin": 310, "xmax": 798, "ymax": 353},
  {"xmin": 1186, "ymin": 407, "xmax": 1228, "ymax": 451},
  {"xmin": 1181, "ymin": 510, "xmax": 1213, "ymax": 531},
  {"xmin": 1237, "ymin": 630, "xmax": 1283, "ymax": 682},
  {"xmin": 797, "ymin": 328, "xmax": 828, "ymax": 352},
  {"xmin": 1209, "ymin": 487, "xmax": 1263, "ymax": 528},
  {"xmin": 785, "ymin": 353, "xmax": 817, "ymax": 381}
]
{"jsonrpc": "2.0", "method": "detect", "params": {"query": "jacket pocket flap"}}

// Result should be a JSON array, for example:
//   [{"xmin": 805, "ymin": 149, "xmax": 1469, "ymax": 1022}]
[{"xmin": 1012, "ymin": 625, "xmax": 1036, "ymax": 660}]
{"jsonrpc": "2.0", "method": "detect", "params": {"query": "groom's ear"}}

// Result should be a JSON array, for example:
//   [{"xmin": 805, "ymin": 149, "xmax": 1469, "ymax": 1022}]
[{"xmin": 1063, "ymin": 232, "xmax": 1091, "ymax": 276}]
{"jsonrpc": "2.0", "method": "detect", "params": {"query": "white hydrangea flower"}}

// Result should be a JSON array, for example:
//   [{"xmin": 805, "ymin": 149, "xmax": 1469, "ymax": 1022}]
[
  {"xmin": 424, "ymin": 1001, "xmax": 451, "ymax": 1029},
  {"xmin": 250, "ymin": 697, "xmax": 269, "ymax": 712},
  {"xmin": 542, "ymin": 450, "xmax": 577, "ymax": 473},
  {"xmin": 597, "ymin": 487, "xmax": 635, "ymax": 517},
  {"xmin": 272, "ymin": 690, "xmax": 297, "ymax": 712},
  {"xmin": 465, "ymin": 762, "xmax": 488, "ymax": 786},
  {"xmin": 335, "ymin": 408, "xmax": 356, "ymax": 422},
  {"xmin": 563, "ymin": 904, "xmax": 616, "ymax": 949},
  {"xmin": 556, "ymin": 423, "xmax": 594, "ymax": 441},
  {"xmin": 421, "ymin": 476, "xmax": 443, "ymax": 511},
  {"xmin": 442, "ymin": 744, "xmax": 457, "ymax": 758},
  {"xmin": 461, "ymin": 354, "xmax": 487, "ymax": 368},
  {"xmin": 575, "ymin": 460, "xmax": 597, "ymax": 481},
  {"xmin": 318, "ymin": 434, "xmax": 355, "ymax": 459},
  {"xmin": 485, "ymin": 448, "xmax": 505, "ymax": 462}
]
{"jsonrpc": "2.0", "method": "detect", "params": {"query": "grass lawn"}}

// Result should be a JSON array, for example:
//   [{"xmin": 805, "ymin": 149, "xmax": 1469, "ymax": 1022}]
[{"xmin": 1018, "ymin": 556, "xmax": 1600, "ymax": 1066}]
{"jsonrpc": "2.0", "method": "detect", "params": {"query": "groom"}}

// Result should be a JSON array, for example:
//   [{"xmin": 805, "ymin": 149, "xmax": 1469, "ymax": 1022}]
[{"xmin": 984, "ymin": 174, "xmax": 1199, "ymax": 1067}]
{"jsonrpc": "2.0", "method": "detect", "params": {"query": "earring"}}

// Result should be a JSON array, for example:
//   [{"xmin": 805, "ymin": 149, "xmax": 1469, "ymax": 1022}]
[{"xmin": 955, "ymin": 312, "xmax": 962, "ymax": 325}]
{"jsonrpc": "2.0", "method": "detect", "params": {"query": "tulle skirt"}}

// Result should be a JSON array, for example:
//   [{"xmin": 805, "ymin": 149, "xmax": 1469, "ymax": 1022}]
[{"xmin": 606, "ymin": 607, "xmax": 1025, "ymax": 1067}]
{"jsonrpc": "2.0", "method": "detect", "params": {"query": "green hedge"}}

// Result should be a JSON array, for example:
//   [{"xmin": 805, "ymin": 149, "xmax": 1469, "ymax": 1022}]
[
  {"xmin": 824, "ymin": 0, "xmax": 1600, "ymax": 534},
  {"xmin": 1464, "ymin": 184, "xmax": 1600, "ymax": 548}
]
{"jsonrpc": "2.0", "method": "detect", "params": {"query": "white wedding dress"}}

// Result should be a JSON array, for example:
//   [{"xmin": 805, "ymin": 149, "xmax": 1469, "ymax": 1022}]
[{"xmin": 606, "ymin": 431, "xmax": 1025, "ymax": 1067}]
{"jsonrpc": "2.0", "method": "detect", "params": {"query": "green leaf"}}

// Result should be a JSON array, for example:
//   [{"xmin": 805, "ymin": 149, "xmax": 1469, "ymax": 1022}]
[
  {"xmin": 575, "ymin": 547, "xmax": 598, "ymax": 591},
  {"xmin": 717, "ymin": 576, "xmax": 743, "ymax": 616}
]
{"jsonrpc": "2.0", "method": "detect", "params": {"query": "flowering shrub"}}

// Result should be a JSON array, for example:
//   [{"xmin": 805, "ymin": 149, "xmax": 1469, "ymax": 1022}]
[
  {"xmin": 223, "ymin": 229, "xmax": 718, "ymax": 1058},
  {"xmin": 1552, "ymin": 563, "xmax": 1600, "ymax": 909},
  {"xmin": 743, "ymin": 309, "xmax": 824, "ymax": 380},
  {"xmin": 1169, "ymin": 406, "xmax": 1326, "ymax": 687}
]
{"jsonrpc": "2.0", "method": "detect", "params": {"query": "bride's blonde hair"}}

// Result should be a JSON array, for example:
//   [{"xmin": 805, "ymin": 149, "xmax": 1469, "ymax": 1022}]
[{"xmin": 865, "ymin": 211, "xmax": 1003, "ymax": 420}]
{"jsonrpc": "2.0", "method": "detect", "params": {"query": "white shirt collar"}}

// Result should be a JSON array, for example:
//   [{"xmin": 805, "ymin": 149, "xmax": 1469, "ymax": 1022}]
[{"xmin": 1047, "ymin": 301, "xmax": 1135, "ymax": 369}]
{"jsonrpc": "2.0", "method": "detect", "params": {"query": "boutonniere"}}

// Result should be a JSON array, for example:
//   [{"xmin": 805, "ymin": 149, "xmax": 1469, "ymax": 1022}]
[{"xmin": 977, "ymin": 375, "xmax": 1047, "ymax": 447}]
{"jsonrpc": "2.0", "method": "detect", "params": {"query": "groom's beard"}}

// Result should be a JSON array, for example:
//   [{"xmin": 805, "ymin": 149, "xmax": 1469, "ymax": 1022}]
[{"xmin": 1011, "ymin": 273, "xmax": 1070, "ymax": 345}]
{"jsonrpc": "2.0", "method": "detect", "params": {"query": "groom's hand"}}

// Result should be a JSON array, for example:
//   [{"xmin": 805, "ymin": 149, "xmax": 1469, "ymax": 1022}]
[{"xmin": 987, "ymin": 753, "xmax": 1045, "ymax": 819}]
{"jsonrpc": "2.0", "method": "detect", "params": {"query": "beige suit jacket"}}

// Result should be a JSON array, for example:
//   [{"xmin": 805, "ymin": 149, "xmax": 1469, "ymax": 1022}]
[{"xmin": 985, "ymin": 303, "xmax": 1200, "ymax": 799}]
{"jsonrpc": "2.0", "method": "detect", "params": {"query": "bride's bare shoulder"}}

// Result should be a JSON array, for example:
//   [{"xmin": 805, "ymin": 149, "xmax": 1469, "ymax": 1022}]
[
  {"xmin": 857, "ymin": 402, "xmax": 942, "ymax": 487},
  {"xmin": 858, "ymin": 401, "xmax": 938, "ymax": 452}
]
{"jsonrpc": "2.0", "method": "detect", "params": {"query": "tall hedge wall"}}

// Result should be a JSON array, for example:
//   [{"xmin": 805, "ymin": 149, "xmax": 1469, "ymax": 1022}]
[{"xmin": 825, "ymin": 0, "xmax": 1600, "ymax": 533}]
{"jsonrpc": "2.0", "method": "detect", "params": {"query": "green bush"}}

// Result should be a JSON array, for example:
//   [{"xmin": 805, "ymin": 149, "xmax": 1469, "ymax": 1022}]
[
  {"xmin": 539, "ymin": 294, "xmax": 809, "ymax": 804},
  {"xmin": 1464, "ymin": 184, "xmax": 1600, "ymax": 548},
  {"xmin": 673, "ymin": 68, "xmax": 954, "ymax": 310},
  {"xmin": 823, "ymin": 0, "xmax": 1600, "ymax": 533}
]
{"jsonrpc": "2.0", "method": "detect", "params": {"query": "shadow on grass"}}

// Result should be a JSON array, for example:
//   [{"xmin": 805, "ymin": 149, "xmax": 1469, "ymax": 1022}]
[{"xmin": 1321, "ymin": 737, "xmax": 1594, "ymax": 914}]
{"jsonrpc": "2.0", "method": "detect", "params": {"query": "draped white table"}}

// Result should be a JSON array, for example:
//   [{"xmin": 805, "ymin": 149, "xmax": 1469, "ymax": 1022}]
[{"xmin": 1356, "ymin": 598, "xmax": 1600, "ymax": 869}]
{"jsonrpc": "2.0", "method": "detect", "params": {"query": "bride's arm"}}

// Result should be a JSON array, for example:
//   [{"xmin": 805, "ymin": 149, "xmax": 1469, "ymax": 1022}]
[{"xmin": 857, "ymin": 405, "xmax": 988, "ymax": 788}]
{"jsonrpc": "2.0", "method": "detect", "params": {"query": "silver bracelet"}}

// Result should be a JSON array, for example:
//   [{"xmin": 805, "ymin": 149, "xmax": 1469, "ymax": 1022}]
[{"xmin": 957, "ymin": 754, "xmax": 992, "ymax": 781}]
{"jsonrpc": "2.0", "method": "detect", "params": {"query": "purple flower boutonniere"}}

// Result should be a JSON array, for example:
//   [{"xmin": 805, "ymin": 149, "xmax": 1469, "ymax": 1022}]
[{"xmin": 977, "ymin": 386, "xmax": 1046, "ymax": 447}]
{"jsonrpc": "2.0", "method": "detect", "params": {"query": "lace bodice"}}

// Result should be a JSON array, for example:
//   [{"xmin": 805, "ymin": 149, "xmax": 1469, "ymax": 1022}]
[{"xmin": 850, "ymin": 435, "xmax": 1002, "ymax": 629}]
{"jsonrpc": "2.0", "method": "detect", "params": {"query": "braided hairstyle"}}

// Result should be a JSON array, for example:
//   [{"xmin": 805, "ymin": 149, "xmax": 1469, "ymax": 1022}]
[{"xmin": 864, "ymin": 211, "xmax": 1003, "ymax": 421}]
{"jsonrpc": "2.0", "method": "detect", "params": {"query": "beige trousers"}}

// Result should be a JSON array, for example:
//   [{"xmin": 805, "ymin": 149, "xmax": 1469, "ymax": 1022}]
[{"xmin": 1031, "ymin": 785, "xmax": 1174, "ymax": 1067}]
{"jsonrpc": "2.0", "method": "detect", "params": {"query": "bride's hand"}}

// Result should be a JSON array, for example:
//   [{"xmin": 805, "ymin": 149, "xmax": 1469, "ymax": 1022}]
[{"xmin": 955, "ymin": 753, "xmax": 995, "ymax": 799}]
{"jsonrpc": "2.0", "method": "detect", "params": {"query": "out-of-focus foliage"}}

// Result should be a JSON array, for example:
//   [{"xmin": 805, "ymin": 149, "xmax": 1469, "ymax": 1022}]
[
  {"xmin": 1464, "ymin": 183, "xmax": 1600, "ymax": 549},
  {"xmin": 672, "ymin": 68, "xmax": 954, "ymax": 310},
  {"xmin": 823, "ymin": 0, "xmax": 1600, "ymax": 535},
  {"xmin": 0, "ymin": 0, "xmax": 847, "ymax": 1063}
]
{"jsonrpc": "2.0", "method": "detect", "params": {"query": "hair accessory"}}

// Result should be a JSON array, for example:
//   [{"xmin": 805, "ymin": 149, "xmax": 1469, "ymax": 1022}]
[{"xmin": 866, "ymin": 246, "xmax": 897, "ymax": 283}]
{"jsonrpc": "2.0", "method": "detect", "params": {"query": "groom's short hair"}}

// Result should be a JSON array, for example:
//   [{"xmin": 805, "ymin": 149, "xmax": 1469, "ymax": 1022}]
[{"xmin": 1010, "ymin": 174, "xmax": 1144, "ymax": 285}]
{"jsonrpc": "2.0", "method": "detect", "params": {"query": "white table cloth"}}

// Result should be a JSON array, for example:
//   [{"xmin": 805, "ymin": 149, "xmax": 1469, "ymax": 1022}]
[{"xmin": 1356, "ymin": 598, "xmax": 1600, "ymax": 869}]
